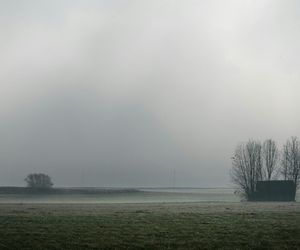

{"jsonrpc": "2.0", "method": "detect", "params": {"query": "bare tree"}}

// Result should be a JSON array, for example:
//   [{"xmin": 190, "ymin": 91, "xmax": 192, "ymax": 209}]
[
  {"xmin": 231, "ymin": 140, "xmax": 263, "ymax": 200},
  {"xmin": 281, "ymin": 137, "xmax": 300, "ymax": 189},
  {"xmin": 262, "ymin": 139, "xmax": 279, "ymax": 181},
  {"xmin": 25, "ymin": 173, "xmax": 53, "ymax": 188},
  {"xmin": 281, "ymin": 143, "xmax": 289, "ymax": 180}
]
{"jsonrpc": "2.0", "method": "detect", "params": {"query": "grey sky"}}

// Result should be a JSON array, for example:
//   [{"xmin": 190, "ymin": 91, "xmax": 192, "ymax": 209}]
[{"xmin": 0, "ymin": 0, "xmax": 299, "ymax": 187}]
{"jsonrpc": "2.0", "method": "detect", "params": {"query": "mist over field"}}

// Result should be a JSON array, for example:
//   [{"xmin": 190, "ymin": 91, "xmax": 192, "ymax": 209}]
[{"xmin": 1, "ymin": 0, "xmax": 300, "ymax": 187}]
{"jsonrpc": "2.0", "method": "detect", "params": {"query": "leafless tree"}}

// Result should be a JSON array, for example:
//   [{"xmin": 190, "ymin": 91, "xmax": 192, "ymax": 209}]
[
  {"xmin": 262, "ymin": 139, "xmax": 279, "ymax": 181},
  {"xmin": 281, "ymin": 137, "xmax": 300, "ymax": 189},
  {"xmin": 25, "ymin": 173, "xmax": 53, "ymax": 188},
  {"xmin": 281, "ymin": 143, "xmax": 289, "ymax": 181},
  {"xmin": 231, "ymin": 140, "xmax": 263, "ymax": 199}
]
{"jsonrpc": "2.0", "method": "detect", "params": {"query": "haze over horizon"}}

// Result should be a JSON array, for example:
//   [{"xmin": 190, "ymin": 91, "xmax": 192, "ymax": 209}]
[{"xmin": 0, "ymin": 0, "xmax": 300, "ymax": 187}]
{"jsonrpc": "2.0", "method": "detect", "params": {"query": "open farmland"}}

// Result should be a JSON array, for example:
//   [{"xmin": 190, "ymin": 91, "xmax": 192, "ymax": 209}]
[{"xmin": 0, "ymin": 202, "xmax": 299, "ymax": 249}]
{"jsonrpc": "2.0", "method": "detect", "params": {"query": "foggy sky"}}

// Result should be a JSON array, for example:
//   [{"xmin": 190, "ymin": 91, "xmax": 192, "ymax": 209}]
[{"xmin": 0, "ymin": 0, "xmax": 300, "ymax": 187}]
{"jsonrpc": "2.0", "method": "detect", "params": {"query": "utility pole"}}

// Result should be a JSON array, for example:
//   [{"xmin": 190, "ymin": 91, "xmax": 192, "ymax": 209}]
[
  {"xmin": 172, "ymin": 169, "xmax": 176, "ymax": 189},
  {"xmin": 81, "ymin": 169, "xmax": 84, "ymax": 187}
]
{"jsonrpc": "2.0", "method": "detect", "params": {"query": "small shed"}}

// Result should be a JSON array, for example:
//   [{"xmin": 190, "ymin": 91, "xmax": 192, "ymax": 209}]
[{"xmin": 253, "ymin": 180, "xmax": 296, "ymax": 201}]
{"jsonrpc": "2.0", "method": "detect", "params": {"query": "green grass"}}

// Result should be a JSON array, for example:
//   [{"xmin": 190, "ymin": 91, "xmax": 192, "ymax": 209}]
[{"xmin": 0, "ymin": 203, "xmax": 299, "ymax": 249}]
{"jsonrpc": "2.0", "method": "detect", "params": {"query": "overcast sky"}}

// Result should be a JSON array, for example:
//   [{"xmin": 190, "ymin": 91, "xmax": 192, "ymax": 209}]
[{"xmin": 0, "ymin": 0, "xmax": 299, "ymax": 187}]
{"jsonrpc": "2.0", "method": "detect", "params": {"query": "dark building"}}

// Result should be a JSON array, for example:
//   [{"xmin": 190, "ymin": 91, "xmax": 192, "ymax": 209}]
[{"xmin": 252, "ymin": 180, "xmax": 296, "ymax": 201}]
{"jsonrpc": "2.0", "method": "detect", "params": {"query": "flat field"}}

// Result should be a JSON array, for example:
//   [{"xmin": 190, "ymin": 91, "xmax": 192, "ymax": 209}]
[{"xmin": 0, "ymin": 202, "xmax": 300, "ymax": 249}]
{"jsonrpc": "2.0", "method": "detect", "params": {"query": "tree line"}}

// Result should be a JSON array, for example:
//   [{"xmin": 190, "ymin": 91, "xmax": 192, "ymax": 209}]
[{"xmin": 231, "ymin": 136, "xmax": 300, "ymax": 200}]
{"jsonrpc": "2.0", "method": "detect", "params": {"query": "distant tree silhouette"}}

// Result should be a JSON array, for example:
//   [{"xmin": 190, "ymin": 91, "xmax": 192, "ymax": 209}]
[{"xmin": 25, "ymin": 173, "xmax": 53, "ymax": 188}]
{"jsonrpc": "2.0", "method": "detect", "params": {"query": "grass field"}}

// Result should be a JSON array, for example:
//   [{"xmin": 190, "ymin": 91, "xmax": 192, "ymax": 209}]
[{"xmin": 0, "ymin": 202, "xmax": 300, "ymax": 249}]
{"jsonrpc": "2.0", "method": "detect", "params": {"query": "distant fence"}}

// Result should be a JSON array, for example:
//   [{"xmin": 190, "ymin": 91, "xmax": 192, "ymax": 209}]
[{"xmin": 0, "ymin": 187, "xmax": 139, "ymax": 195}]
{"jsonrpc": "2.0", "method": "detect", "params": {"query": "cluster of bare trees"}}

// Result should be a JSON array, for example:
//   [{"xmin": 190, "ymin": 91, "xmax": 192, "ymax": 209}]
[{"xmin": 231, "ymin": 137, "xmax": 300, "ymax": 199}]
